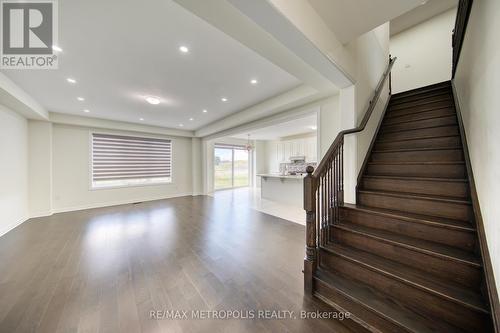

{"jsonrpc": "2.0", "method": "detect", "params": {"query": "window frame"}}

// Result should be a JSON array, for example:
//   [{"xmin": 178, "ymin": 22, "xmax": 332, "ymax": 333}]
[{"xmin": 89, "ymin": 131, "xmax": 174, "ymax": 190}]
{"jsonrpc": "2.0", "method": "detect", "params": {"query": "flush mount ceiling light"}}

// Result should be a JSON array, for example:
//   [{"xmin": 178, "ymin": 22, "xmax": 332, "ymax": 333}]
[
  {"xmin": 52, "ymin": 45, "xmax": 63, "ymax": 52},
  {"xmin": 179, "ymin": 46, "xmax": 189, "ymax": 53},
  {"xmin": 250, "ymin": 79, "xmax": 258, "ymax": 85},
  {"xmin": 83, "ymin": 109, "xmax": 90, "ymax": 113},
  {"xmin": 202, "ymin": 109, "xmax": 208, "ymax": 113},
  {"xmin": 139, "ymin": 118, "xmax": 144, "ymax": 121},
  {"xmin": 144, "ymin": 96, "xmax": 160, "ymax": 105},
  {"xmin": 66, "ymin": 78, "xmax": 76, "ymax": 84},
  {"xmin": 221, "ymin": 97, "xmax": 228, "ymax": 102},
  {"xmin": 77, "ymin": 97, "xmax": 85, "ymax": 101},
  {"xmin": 189, "ymin": 118, "xmax": 194, "ymax": 121}
]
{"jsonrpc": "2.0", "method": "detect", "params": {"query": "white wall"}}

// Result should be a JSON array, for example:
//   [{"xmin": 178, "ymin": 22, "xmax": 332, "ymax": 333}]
[
  {"xmin": 319, "ymin": 95, "xmax": 341, "ymax": 158},
  {"xmin": 51, "ymin": 124, "xmax": 193, "ymax": 213},
  {"xmin": 0, "ymin": 105, "xmax": 28, "ymax": 236},
  {"xmin": 453, "ymin": 0, "xmax": 500, "ymax": 294},
  {"xmin": 28, "ymin": 121, "xmax": 53, "ymax": 217},
  {"xmin": 390, "ymin": 9, "xmax": 456, "ymax": 94},
  {"xmin": 340, "ymin": 23, "xmax": 391, "ymax": 203},
  {"xmin": 191, "ymin": 137, "xmax": 203, "ymax": 195}
]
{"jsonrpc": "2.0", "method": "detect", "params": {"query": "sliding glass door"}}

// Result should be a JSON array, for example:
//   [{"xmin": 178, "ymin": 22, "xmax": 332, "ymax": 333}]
[{"xmin": 214, "ymin": 145, "xmax": 249, "ymax": 190}]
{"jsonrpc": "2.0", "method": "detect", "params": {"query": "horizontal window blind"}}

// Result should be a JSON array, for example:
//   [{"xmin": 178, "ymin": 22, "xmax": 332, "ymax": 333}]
[{"xmin": 92, "ymin": 133, "xmax": 172, "ymax": 185}]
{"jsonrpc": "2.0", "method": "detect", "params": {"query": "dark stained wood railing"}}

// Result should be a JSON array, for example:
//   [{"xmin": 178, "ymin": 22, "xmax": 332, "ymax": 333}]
[
  {"xmin": 452, "ymin": 0, "xmax": 473, "ymax": 78},
  {"xmin": 303, "ymin": 57, "xmax": 396, "ymax": 293}
]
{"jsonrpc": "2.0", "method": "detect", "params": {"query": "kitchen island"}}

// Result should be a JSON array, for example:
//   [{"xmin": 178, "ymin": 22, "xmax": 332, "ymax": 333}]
[{"xmin": 257, "ymin": 174, "xmax": 305, "ymax": 206}]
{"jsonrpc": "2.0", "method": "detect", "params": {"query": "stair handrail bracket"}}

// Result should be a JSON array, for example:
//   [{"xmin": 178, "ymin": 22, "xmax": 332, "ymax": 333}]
[{"xmin": 303, "ymin": 57, "xmax": 396, "ymax": 293}]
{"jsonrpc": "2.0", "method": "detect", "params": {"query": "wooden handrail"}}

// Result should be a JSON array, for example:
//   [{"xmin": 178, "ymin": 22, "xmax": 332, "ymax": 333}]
[
  {"xmin": 303, "ymin": 56, "xmax": 396, "ymax": 294},
  {"xmin": 313, "ymin": 57, "xmax": 396, "ymax": 178}
]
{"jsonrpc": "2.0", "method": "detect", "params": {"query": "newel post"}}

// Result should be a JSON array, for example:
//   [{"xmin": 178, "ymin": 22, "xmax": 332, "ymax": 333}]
[{"xmin": 303, "ymin": 165, "xmax": 316, "ymax": 294}]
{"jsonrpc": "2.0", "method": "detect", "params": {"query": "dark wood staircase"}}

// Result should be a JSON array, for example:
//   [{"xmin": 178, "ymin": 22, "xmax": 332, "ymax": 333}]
[{"xmin": 310, "ymin": 81, "xmax": 496, "ymax": 332}]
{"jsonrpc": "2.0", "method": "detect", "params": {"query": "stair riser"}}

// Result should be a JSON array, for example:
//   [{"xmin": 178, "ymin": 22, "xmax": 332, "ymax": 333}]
[
  {"xmin": 358, "ymin": 192, "xmax": 472, "ymax": 221},
  {"xmin": 375, "ymin": 136, "xmax": 462, "ymax": 150},
  {"xmin": 366, "ymin": 163, "xmax": 466, "ymax": 178},
  {"xmin": 390, "ymin": 90, "xmax": 452, "ymax": 106},
  {"xmin": 384, "ymin": 108, "xmax": 455, "ymax": 124},
  {"xmin": 340, "ymin": 207, "xmax": 476, "ymax": 251},
  {"xmin": 314, "ymin": 278, "xmax": 405, "ymax": 333},
  {"xmin": 389, "ymin": 97, "xmax": 453, "ymax": 112},
  {"xmin": 320, "ymin": 253, "xmax": 489, "ymax": 333},
  {"xmin": 378, "ymin": 125, "xmax": 459, "ymax": 141},
  {"xmin": 332, "ymin": 228, "xmax": 481, "ymax": 289},
  {"xmin": 371, "ymin": 149, "xmax": 464, "ymax": 163},
  {"xmin": 388, "ymin": 100, "xmax": 454, "ymax": 117},
  {"xmin": 361, "ymin": 177, "xmax": 469, "ymax": 199},
  {"xmin": 381, "ymin": 116, "xmax": 457, "ymax": 133}
]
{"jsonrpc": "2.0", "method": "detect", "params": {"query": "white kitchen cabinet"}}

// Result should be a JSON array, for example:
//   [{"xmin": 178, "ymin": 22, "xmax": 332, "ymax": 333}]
[{"xmin": 266, "ymin": 136, "xmax": 318, "ymax": 172}]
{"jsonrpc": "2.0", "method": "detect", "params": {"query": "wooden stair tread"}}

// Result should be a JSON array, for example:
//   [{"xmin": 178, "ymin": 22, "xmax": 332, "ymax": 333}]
[
  {"xmin": 391, "ymin": 82, "xmax": 451, "ymax": 101},
  {"xmin": 362, "ymin": 175, "xmax": 467, "ymax": 183},
  {"xmin": 376, "ymin": 134, "xmax": 460, "ymax": 143},
  {"xmin": 389, "ymin": 97, "xmax": 453, "ymax": 112},
  {"xmin": 368, "ymin": 160, "xmax": 465, "ymax": 165},
  {"xmin": 342, "ymin": 203, "xmax": 474, "ymax": 231},
  {"xmin": 381, "ymin": 123, "xmax": 458, "ymax": 134},
  {"xmin": 385, "ymin": 106, "xmax": 455, "ymax": 119},
  {"xmin": 322, "ymin": 244, "xmax": 488, "ymax": 313},
  {"xmin": 387, "ymin": 105, "xmax": 455, "ymax": 118},
  {"xmin": 314, "ymin": 269, "xmax": 465, "ymax": 333},
  {"xmin": 390, "ymin": 91, "xmax": 452, "ymax": 106},
  {"xmin": 372, "ymin": 146, "xmax": 462, "ymax": 153},
  {"xmin": 333, "ymin": 222, "xmax": 480, "ymax": 267},
  {"xmin": 382, "ymin": 114, "xmax": 456, "ymax": 126},
  {"xmin": 358, "ymin": 189, "xmax": 471, "ymax": 205}
]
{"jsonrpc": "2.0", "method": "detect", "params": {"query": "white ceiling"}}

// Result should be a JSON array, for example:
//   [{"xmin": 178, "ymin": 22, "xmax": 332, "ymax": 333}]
[
  {"xmin": 231, "ymin": 115, "xmax": 317, "ymax": 141},
  {"xmin": 391, "ymin": 0, "xmax": 458, "ymax": 36},
  {"xmin": 308, "ymin": 0, "xmax": 424, "ymax": 43},
  {"xmin": 1, "ymin": 0, "xmax": 301, "ymax": 130}
]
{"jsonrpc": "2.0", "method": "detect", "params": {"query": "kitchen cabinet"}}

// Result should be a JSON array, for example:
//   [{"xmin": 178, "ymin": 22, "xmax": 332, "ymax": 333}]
[{"xmin": 267, "ymin": 136, "xmax": 317, "ymax": 172}]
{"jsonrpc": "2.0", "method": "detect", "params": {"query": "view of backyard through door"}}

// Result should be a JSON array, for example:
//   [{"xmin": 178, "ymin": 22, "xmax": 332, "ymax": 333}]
[{"xmin": 214, "ymin": 145, "xmax": 250, "ymax": 190}]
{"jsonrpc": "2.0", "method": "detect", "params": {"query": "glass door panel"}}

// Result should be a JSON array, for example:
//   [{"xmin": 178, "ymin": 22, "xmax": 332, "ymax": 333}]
[
  {"xmin": 214, "ymin": 147, "xmax": 233, "ymax": 190},
  {"xmin": 214, "ymin": 146, "xmax": 250, "ymax": 190},
  {"xmin": 233, "ymin": 149, "xmax": 249, "ymax": 187}
]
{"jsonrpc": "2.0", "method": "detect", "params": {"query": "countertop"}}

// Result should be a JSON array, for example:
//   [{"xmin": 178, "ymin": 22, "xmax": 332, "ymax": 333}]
[{"xmin": 257, "ymin": 173, "xmax": 305, "ymax": 180}]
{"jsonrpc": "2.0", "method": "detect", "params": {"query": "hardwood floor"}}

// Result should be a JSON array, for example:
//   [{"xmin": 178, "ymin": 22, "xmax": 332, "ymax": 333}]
[{"xmin": 0, "ymin": 195, "xmax": 353, "ymax": 333}]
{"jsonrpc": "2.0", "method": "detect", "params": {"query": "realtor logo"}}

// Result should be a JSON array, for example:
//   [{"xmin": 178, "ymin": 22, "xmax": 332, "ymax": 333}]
[{"xmin": 1, "ymin": 0, "xmax": 58, "ymax": 69}]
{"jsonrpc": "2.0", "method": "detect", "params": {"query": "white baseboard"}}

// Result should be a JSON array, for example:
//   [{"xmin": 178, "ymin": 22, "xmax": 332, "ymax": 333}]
[
  {"xmin": 0, "ymin": 215, "xmax": 29, "ymax": 238},
  {"xmin": 51, "ymin": 192, "xmax": 194, "ymax": 214}
]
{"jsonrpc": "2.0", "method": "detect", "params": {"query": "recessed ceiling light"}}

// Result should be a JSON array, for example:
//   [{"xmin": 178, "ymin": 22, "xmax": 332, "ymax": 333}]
[
  {"xmin": 139, "ymin": 118, "xmax": 144, "ymax": 121},
  {"xmin": 77, "ymin": 97, "xmax": 85, "ymax": 101},
  {"xmin": 179, "ymin": 124, "xmax": 184, "ymax": 127},
  {"xmin": 250, "ymin": 79, "xmax": 258, "ymax": 85},
  {"xmin": 145, "ymin": 96, "xmax": 160, "ymax": 105},
  {"xmin": 311, "ymin": 125, "xmax": 317, "ymax": 130},
  {"xmin": 189, "ymin": 118, "xmax": 194, "ymax": 121},
  {"xmin": 179, "ymin": 46, "xmax": 189, "ymax": 53},
  {"xmin": 221, "ymin": 97, "xmax": 228, "ymax": 102},
  {"xmin": 52, "ymin": 45, "xmax": 63, "ymax": 52},
  {"xmin": 202, "ymin": 109, "xmax": 208, "ymax": 113},
  {"xmin": 83, "ymin": 109, "xmax": 90, "ymax": 113},
  {"xmin": 66, "ymin": 78, "xmax": 76, "ymax": 84}
]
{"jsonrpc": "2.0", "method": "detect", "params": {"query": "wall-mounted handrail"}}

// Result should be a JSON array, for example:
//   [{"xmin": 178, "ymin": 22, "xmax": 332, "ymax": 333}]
[{"xmin": 303, "ymin": 56, "xmax": 396, "ymax": 293}]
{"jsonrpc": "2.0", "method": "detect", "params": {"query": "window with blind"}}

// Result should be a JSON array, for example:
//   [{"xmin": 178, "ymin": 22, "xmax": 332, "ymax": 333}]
[{"xmin": 91, "ymin": 133, "xmax": 172, "ymax": 189}]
